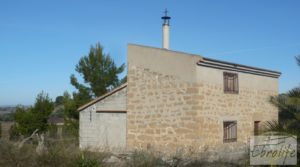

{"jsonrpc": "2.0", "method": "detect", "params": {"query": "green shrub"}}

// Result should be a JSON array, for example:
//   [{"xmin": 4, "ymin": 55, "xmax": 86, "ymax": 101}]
[
  {"xmin": 9, "ymin": 124, "xmax": 20, "ymax": 141},
  {"xmin": 0, "ymin": 113, "xmax": 14, "ymax": 122},
  {"xmin": 63, "ymin": 120, "xmax": 79, "ymax": 138},
  {"xmin": 48, "ymin": 124, "xmax": 58, "ymax": 138},
  {"xmin": 75, "ymin": 154, "xmax": 100, "ymax": 167}
]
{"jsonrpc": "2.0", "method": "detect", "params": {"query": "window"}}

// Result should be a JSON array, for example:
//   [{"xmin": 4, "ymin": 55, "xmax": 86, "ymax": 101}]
[
  {"xmin": 223, "ymin": 121, "xmax": 237, "ymax": 142},
  {"xmin": 254, "ymin": 121, "xmax": 260, "ymax": 135},
  {"xmin": 223, "ymin": 72, "xmax": 239, "ymax": 94}
]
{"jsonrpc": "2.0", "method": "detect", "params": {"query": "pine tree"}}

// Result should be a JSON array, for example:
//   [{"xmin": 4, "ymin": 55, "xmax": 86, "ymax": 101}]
[{"xmin": 70, "ymin": 43, "xmax": 125, "ymax": 98}]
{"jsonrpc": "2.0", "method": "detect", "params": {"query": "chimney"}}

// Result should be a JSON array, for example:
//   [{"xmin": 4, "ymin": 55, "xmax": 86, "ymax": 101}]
[{"xmin": 161, "ymin": 9, "xmax": 171, "ymax": 49}]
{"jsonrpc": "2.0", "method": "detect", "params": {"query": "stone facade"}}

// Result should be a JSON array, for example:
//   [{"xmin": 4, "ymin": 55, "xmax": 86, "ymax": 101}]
[
  {"xmin": 127, "ymin": 44, "xmax": 279, "ymax": 156},
  {"xmin": 79, "ymin": 43, "xmax": 280, "ymax": 158}
]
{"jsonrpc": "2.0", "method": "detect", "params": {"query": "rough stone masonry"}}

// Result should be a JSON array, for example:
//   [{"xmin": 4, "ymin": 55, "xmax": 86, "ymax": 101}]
[
  {"xmin": 79, "ymin": 43, "xmax": 280, "ymax": 160},
  {"xmin": 126, "ymin": 44, "xmax": 279, "ymax": 157}
]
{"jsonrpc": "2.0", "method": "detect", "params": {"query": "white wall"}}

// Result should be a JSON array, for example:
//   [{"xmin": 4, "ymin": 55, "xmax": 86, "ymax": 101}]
[
  {"xmin": 79, "ymin": 87, "xmax": 127, "ymax": 151},
  {"xmin": 196, "ymin": 66, "xmax": 278, "ymax": 91}
]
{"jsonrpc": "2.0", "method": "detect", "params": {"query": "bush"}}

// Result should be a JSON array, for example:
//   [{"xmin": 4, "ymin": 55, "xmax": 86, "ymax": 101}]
[
  {"xmin": 0, "ymin": 137, "xmax": 247, "ymax": 167},
  {"xmin": 35, "ymin": 141, "xmax": 77, "ymax": 167},
  {"xmin": 0, "ymin": 137, "xmax": 109, "ymax": 167},
  {"xmin": 0, "ymin": 140, "xmax": 36, "ymax": 167},
  {"xmin": 48, "ymin": 124, "xmax": 58, "ymax": 138},
  {"xmin": 75, "ymin": 153, "xmax": 100, "ymax": 167},
  {"xmin": 0, "ymin": 113, "xmax": 14, "ymax": 122},
  {"xmin": 63, "ymin": 120, "xmax": 79, "ymax": 139},
  {"xmin": 9, "ymin": 124, "xmax": 20, "ymax": 141}
]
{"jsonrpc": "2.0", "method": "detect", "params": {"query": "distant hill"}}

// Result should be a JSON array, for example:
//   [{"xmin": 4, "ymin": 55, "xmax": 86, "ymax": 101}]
[
  {"xmin": 0, "ymin": 106, "xmax": 16, "ymax": 114},
  {"xmin": 0, "ymin": 105, "xmax": 30, "ymax": 114}
]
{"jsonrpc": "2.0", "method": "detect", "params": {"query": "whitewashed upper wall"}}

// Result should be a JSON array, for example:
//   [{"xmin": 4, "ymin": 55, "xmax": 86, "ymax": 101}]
[
  {"xmin": 95, "ymin": 87, "xmax": 127, "ymax": 111},
  {"xmin": 196, "ymin": 66, "xmax": 279, "ymax": 91}
]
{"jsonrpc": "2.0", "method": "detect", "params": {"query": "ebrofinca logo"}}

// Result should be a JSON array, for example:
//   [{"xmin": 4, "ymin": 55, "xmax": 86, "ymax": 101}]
[{"xmin": 250, "ymin": 135, "xmax": 297, "ymax": 165}]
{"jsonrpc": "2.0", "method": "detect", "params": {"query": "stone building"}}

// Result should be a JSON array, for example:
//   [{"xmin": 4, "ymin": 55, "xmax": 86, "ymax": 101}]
[
  {"xmin": 78, "ymin": 12, "xmax": 281, "ymax": 157},
  {"xmin": 79, "ymin": 43, "xmax": 280, "ymax": 154}
]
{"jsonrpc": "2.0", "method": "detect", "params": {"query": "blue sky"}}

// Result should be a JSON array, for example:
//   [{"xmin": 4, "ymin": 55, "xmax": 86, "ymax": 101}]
[{"xmin": 0, "ymin": 0, "xmax": 300, "ymax": 105}]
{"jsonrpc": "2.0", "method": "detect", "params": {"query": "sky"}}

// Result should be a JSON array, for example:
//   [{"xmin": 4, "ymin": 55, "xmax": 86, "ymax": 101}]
[{"xmin": 0, "ymin": 0, "xmax": 300, "ymax": 105}]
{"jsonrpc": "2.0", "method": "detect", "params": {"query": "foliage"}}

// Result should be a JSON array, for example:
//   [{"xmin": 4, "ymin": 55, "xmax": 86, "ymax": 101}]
[
  {"xmin": 266, "ymin": 55, "xmax": 300, "ymax": 165},
  {"xmin": 55, "ymin": 96, "xmax": 64, "ymax": 106},
  {"xmin": 296, "ymin": 55, "xmax": 300, "ymax": 67},
  {"xmin": 119, "ymin": 75, "xmax": 127, "ymax": 85},
  {"xmin": 63, "ymin": 91, "xmax": 79, "ymax": 120},
  {"xmin": 0, "ymin": 140, "xmax": 36, "ymax": 167},
  {"xmin": 75, "ymin": 153, "xmax": 100, "ymax": 167},
  {"xmin": 71, "ymin": 42, "xmax": 125, "ymax": 98},
  {"xmin": 13, "ymin": 92, "xmax": 54, "ymax": 137},
  {"xmin": 63, "ymin": 43, "xmax": 125, "ymax": 121},
  {"xmin": 48, "ymin": 124, "xmax": 58, "ymax": 138},
  {"xmin": 9, "ymin": 125, "xmax": 20, "ymax": 141},
  {"xmin": 267, "ymin": 56, "xmax": 300, "ymax": 137},
  {"xmin": 0, "ymin": 122, "xmax": 1, "ymax": 138},
  {"xmin": 51, "ymin": 107, "xmax": 65, "ymax": 118},
  {"xmin": 0, "ymin": 137, "xmax": 248, "ymax": 167},
  {"xmin": 0, "ymin": 113, "xmax": 14, "ymax": 122},
  {"xmin": 63, "ymin": 119, "xmax": 79, "ymax": 139},
  {"xmin": 0, "ymin": 138, "xmax": 107, "ymax": 167}
]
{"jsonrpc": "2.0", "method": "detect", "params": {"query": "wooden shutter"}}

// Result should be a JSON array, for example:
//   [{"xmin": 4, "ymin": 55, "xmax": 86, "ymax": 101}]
[
  {"xmin": 223, "ymin": 72, "xmax": 238, "ymax": 94},
  {"xmin": 223, "ymin": 121, "xmax": 237, "ymax": 142}
]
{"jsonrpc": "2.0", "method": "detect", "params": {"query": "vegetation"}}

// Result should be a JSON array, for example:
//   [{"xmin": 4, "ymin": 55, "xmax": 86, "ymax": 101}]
[
  {"xmin": 63, "ymin": 43, "xmax": 126, "ymax": 121},
  {"xmin": 71, "ymin": 42, "xmax": 126, "ymax": 98},
  {"xmin": 267, "ymin": 55, "xmax": 300, "ymax": 137},
  {"xmin": 12, "ymin": 92, "xmax": 54, "ymax": 137},
  {"xmin": 0, "ymin": 106, "xmax": 16, "ymax": 113},
  {"xmin": 5, "ymin": 42, "xmax": 126, "ymax": 141},
  {"xmin": 55, "ymin": 42, "xmax": 127, "ymax": 139},
  {"xmin": 0, "ymin": 138, "xmax": 107, "ymax": 167},
  {"xmin": 55, "ymin": 96, "xmax": 64, "ymax": 106},
  {"xmin": 0, "ymin": 138, "xmax": 245, "ymax": 167},
  {"xmin": 0, "ymin": 113, "xmax": 14, "ymax": 122},
  {"xmin": 265, "ymin": 55, "xmax": 300, "ymax": 165}
]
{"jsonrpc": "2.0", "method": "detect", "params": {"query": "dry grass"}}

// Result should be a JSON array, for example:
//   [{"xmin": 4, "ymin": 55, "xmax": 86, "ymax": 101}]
[
  {"xmin": 0, "ymin": 138, "xmax": 108, "ymax": 167},
  {"xmin": 0, "ymin": 138, "xmax": 249, "ymax": 167}
]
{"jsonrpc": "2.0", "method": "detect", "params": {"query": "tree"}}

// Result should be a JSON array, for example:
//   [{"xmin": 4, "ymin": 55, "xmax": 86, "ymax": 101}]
[
  {"xmin": 71, "ymin": 42, "xmax": 125, "ymax": 98},
  {"xmin": 13, "ymin": 92, "xmax": 54, "ymax": 137},
  {"xmin": 266, "ymin": 56, "xmax": 300, "ymax": 164},
  {"xmin": 267, "ymin": 55, "xmax": 300, "ymax": 135},
  {"xmin": 64, "ymin": 43, "xmax": 125, "ymax": 121},
  {"xmin": 55, "ymin": 96, "xmax": 64, "ymax": 106},
  {"xmin": 63, "ymin": 91, "xmax": 78, "ymax": 120}
]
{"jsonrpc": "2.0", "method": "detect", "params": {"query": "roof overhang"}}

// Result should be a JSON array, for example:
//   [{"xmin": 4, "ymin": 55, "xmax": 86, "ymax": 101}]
[{"xmin": 197, "ymin": 57, "xmax": 281, "ymax": 78}]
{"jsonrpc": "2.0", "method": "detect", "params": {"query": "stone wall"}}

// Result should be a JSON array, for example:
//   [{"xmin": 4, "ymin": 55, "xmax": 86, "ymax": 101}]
[{"xmin": 127, "ymin": 44, "xmax": 278, "ymax": 157}]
